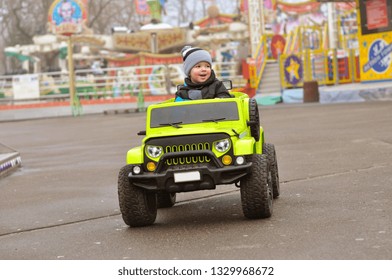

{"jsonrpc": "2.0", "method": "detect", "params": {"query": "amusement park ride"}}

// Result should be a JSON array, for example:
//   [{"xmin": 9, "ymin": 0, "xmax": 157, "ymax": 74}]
[
  {"xmin": 2, "ymin": 0, "xmax": 392, "ymax": 105},
  {"xmin": 4, "ymin": 1, "xmax": 254, "ymax": 69},
  {"xmin": 2, "ymin": 0, "xmax": 259, "ymax": 104}
]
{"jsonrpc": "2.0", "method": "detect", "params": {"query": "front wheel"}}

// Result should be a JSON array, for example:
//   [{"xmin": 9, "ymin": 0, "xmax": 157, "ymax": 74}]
[
  {"xmin": 118, "ymin": 165, "xmax": 157, "ymax": 227},
  {"xmin": 240, "ymin": 154, "xmax": 273, "ymax": 219}
]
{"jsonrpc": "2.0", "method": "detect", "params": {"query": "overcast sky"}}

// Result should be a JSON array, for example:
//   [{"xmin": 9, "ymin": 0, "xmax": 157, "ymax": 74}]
[{"xmin": 162, "ymin": 0, "xmax": 239, "ymax": 26}]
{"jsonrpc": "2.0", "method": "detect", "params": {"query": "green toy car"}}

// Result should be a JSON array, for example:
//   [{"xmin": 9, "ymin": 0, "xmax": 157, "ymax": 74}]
[{"xmin": 118, "ymin": 86, "xmax": 280, "ymax": 227}]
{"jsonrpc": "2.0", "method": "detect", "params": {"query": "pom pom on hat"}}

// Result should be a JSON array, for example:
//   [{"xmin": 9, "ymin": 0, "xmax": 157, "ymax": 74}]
[{"xmin": 181, "ymin": 45, "xmax": 212, "ymax": 77}]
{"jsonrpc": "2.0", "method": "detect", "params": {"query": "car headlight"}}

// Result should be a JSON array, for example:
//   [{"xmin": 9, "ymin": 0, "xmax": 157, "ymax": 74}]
[
  {"xmin": 146, "ymin": 145, "xmax": 163, "ymax": 158},
  {"xmin": 214, "ymin": 138, "xmax": 230, "ymax": 153},
  {"xmin": 132, "ymin": 165, "xmax": 142, "ymax": 174},
  {"xmin": 236, "ymin": 156, "xmax": 245, "ymax": 165}
]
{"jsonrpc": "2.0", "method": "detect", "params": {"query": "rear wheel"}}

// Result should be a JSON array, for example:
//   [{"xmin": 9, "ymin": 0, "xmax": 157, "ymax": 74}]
[
  {"xmin": 118, "ymin": 165, "xmax": 157, "ymax": 227},
  {"xmin": 263, "ymin": 143, "xmax": 280, "ymax": 198},
  {"xmin": 157, "ymin": 192, "xmax": 176, "ymax": 208},
  {"xmin": 240, "ymin": 154, "xmax": 273, "ymax": 219},
  {"xmin": 248, "ymin": 99, "xmax": 260, "ymax": 141}
]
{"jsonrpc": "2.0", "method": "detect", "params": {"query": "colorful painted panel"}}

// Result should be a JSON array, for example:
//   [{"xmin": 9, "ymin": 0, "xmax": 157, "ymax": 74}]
[
  {"xmin": 48, "ymin": 0, "xmax": 87, "ymax": 35},
  {"xmin": 359, "ymin": 32, "xmax": 392, "ymax": 81},
  {"xmin": 284, "ymin": 54, "xmax": 303, "ymax": 86}
]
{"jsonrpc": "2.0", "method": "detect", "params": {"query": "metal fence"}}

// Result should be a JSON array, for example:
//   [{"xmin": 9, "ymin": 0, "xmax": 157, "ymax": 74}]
[{"xmin": 0, "ymin": 61, "xmax": 246, "ymax": 105}]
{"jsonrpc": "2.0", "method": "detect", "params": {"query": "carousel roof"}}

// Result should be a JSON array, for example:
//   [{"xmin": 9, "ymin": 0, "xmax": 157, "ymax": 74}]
[{"xmin": 140, "ymin": 23, "xmax": 173, "ymax": 31}]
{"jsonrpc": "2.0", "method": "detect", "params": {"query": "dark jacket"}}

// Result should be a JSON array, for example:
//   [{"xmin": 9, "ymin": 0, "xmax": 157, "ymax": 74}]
[{"xmin": 175, "ymin": 70, "xmax": 231, "ymax": 101}]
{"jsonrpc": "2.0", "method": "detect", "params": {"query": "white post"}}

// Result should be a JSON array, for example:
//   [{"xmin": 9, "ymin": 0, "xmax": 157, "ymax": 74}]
[
  {"xmin": 327, "ymin": 2, "xmax": 337, "ymax": 49},
  {"xmin": 22, "ymin": 60, "xmax": 29, "ymax": 73},
  {"xmin": 33, "ymin": 57, "xmax": 41, "ymax": 73},
  {"xmin": 248, "ymin": 0, "xmax": 263, "ymax": 57},
  {"xmin": 59, "ymin": 41, "xmax": 68, "ymax": 73}
]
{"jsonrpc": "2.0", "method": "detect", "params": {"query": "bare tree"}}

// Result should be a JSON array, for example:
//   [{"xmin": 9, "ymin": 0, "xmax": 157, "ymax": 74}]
[
  {"xmin": 88, "ymin": 0, "xmax": 147, "ymax": 34},
  {"xmin": 164, "ymin": 0, "xmax": 204, "ymax": 26},
  {"xmin": 0, "ymin": 0, "xmax": 53, "ymax": 73},
  {"xmin": 162, "ymin": 0, "xmax": 238, "ymax": 26},
  {"xmin": 0, "ymin": 0, "xmax": 238, "ymax": 73}
]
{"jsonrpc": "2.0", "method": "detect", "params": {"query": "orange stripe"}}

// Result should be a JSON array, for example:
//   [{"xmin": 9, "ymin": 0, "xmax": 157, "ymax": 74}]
[{"xmin": 0, "ymin": 95, "xmax": 175, "ymax": 111}]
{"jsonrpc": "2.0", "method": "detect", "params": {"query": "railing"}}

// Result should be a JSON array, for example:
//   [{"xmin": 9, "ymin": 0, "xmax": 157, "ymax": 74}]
[
  {"xmin": 0, "ymin": 62, "xmax": 246, "ymax": 105},
  {"xmin": 337, "ymin": 8, "xmax": 358, "ymax": 50},
  {"xmin": 279, "ymin": 48, "xmax": 360, "ymax": 89},
  {"xmin": 277, "ymin": 18, "xmax": 360, "ymax": 90}
]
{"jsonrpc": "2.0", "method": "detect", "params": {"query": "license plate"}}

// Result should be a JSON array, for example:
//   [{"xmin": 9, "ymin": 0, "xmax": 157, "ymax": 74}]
[{"xmin": 174, "ymin": 171, "xmax": 201, "ymax": 183}]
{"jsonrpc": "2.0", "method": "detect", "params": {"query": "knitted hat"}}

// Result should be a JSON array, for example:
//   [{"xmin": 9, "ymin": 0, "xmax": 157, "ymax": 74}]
[{"xmin": 181, "ymin": 46, "xmax": 212, "ymax": 77}]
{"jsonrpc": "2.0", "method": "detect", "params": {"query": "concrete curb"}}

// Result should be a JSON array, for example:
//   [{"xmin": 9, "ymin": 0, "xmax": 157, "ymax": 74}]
[
  {"xmin": 0, "ymin": 143, "xmax": 22, "ymax": 178},
  {"xmin": 0, "ymin": 152, "xmax": 22, "ymax": 178},
  {"xmin": 0, "ymin": 99, "xmax": 160, "ymax": 122}
]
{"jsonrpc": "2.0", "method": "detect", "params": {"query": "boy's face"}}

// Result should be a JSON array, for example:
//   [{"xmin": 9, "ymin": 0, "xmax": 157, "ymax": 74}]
[{"xmin": 190, "ymin": 61, "xmax": 211, "ymax": 84}]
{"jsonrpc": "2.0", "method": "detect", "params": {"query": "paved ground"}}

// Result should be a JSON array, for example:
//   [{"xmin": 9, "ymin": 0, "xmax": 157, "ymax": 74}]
[{"xmin": 0, "ymin": 101, "xmax": 392, "ymax": 260}]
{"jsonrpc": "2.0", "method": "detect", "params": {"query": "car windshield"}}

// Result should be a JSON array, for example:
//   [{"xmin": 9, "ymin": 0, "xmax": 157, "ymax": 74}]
[{"xmin": 150, "ymin": 101, "xmax": 239, "ymax": 128}]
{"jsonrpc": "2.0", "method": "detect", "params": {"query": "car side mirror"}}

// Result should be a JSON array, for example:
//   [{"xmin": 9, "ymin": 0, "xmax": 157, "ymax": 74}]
[{"xmin": 137, "ymin": 130, "xmax": 146, "ymax": 136}]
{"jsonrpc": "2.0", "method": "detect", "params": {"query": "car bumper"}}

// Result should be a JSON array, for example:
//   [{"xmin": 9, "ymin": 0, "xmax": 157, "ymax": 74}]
[{"xmin": 128, "ymin": 163, "xmax": 252, "ymax": 193}]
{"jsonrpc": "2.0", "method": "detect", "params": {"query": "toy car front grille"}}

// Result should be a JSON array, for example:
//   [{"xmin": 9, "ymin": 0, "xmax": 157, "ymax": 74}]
[
  {"xmin": 165, "ymin": 143, "xmax": 211, "ymax": 166},
  {"xmin": 144, "ymin": 133, "xmax": 230, "ymax": 169}
]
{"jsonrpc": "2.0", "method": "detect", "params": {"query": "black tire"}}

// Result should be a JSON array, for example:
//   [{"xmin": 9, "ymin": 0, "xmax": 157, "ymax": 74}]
[
  {"xmin": 249, "ymin": 98, "xmax": 260, "ymax": 142},
  {"xmin": 263, "ymin": 143, "xmax": 280, "ymax": 198},
  {"xmin": 118, "ymin": 165, "xmax": 157, "ymax": 227},
  {"xmin": 157, "ymin": 192, "xmax": 176, "ymax": 208},
  {"xmin": 240, "ymin": 154, "xmax": 273, "ymax": 219}
]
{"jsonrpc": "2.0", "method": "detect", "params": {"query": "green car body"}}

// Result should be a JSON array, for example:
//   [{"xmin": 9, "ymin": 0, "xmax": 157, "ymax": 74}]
[
  {"xmin": 118, "ymin": 91, "xmax": 280, "ymax": 227},
  {"xmin": 127, "ymin": 92, "xmax": 262, "ymax": 164}
]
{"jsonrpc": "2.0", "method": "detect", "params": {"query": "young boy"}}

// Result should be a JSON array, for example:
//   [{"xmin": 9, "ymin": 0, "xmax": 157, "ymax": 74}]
[{"xmin": 175, "ymin": 46, "xmax": 231, "ymax": 101}]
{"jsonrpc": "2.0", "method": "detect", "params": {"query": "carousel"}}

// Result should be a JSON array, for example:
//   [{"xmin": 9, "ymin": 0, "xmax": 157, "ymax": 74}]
[{"xmin": 2, "ymin": 1, "xmax": 251, "ymax": 99}]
